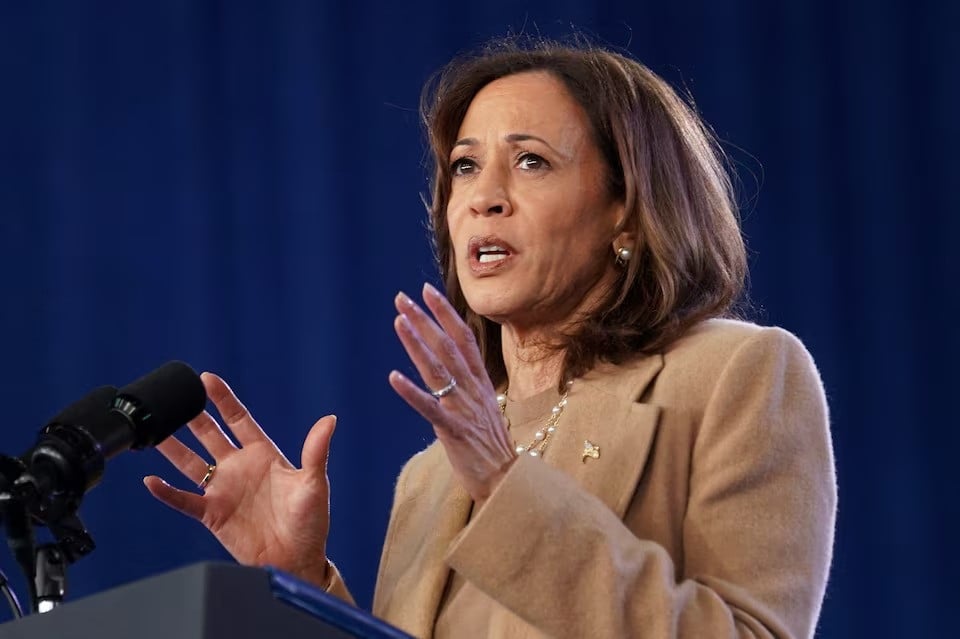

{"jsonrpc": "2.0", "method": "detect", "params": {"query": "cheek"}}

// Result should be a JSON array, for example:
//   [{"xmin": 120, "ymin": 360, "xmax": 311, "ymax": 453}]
[
  {"xmin": 444, "ymin": 213, "xmax": 468, "ymax": 265},
  {"xmin": 541, "ymin": 215, "xmax": 615, "ymax": 274},
  {"xmin": 445, "ymin": 189, "xmax": 468, "ymax": 228},
  {"xmin": 446, "ymin": 181, "xmax": 470, "ymax": 215},
  {"xmin": 444, "ymin": 210, "xmax": 462, "ymax": 244}
]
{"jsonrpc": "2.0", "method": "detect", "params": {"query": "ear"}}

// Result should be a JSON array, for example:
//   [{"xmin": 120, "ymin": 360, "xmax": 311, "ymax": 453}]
[
  {"xmin": 610, "ymin": 201, "xmax": 636, "ymax": 255},
  {"xmin": 613, "ymin": 230, "xmax": 636, "ymax": 254}
]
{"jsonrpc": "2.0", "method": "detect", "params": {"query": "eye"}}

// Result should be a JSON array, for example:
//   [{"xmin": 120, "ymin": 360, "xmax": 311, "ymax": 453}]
[
  {"xmin": 517, "ymin": 152, "xmax": 549, "ymax": 171},
  {"xmin": 450, "ymin": 157, "xmax": 477, "ymax": 176}
]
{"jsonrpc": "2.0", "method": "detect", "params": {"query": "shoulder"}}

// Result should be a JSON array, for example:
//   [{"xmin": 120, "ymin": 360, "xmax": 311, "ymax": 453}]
[
  {"xmin": 586, "ymin": 318, "xmax": 823, "ymax": 409},
  {"xmin": 666, "ymin": 317, "xmax": 811, "ymax": 364},
  {"xmin": 673, "ymin": 318, "xmax": 818, "ymax": 379},
  {"xmin": 654, "ymin": 318, "xmax": 826, "ymax": 418},
  {"xmin": 669, "ymin": 318, "xmax": 821, "ymax": 384}
]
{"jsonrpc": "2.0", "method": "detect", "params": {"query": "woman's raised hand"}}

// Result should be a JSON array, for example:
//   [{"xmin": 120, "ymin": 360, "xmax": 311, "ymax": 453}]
[
  {"xmin": 389, "ymin": 283, "xmax": 517, "ymax": 502},
  {"xmin": 143, "ymin": 373, "xmax": 335, "ymax": 587}
]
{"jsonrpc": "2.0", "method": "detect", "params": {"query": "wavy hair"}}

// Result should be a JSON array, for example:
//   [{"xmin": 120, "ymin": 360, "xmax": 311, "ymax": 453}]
[{"xmin": 420, "ymin": 38, "xmax": 747, "ymax": 391}]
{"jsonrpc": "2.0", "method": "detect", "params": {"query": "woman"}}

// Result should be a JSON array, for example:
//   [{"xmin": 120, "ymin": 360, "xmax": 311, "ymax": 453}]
[{"xmin": 144, "ymin": 39, "xmax": 836, "ymax": 638}]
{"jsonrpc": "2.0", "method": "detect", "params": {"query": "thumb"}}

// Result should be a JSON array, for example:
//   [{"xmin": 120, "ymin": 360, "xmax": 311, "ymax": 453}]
[{"xmin": 301, "ymin": 414, "xmax": 337, "ymax": 474}]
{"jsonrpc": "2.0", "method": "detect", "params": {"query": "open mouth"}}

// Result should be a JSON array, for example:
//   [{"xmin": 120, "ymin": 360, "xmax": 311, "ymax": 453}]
[
  {"xmin": 468, "ymin": 235, "xmax": 516, "ymax": 272},
  {"xmin": 477, "ymin": 245, "xmax": 510, "ymax": 263}
]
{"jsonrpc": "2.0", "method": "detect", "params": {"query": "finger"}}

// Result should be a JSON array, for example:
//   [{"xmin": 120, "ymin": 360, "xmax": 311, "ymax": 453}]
[
  {"xmin": 394, "ymin": 313, "xmax": 457, "ymax": 394},
  {"xmin": 187, "ymin": 410, "xmax": 238, "ymax": 460},
  {"xmin": 421, "ymin": 283, "xmax": 488, "ymax": 381},
  {"xmin": 389, "ymin": 370, "xmax": 448, "ymax": 428},
  {"xmin": 395, "ymin": 292, "xmax": 473, "ymax": 387},
  {"xmin": 390, "ymin": 368, "xmax": 511, "ymax": 457},
  {"xmin": 301, "ymin": 415, "xmax": 337, "ymax": 477},
  {"xmin": 143, "ymin": 475, "xmax": 206, "ymax": 521},
  {"xmin": 155, "ymin": 436, "xmax": 213, "ymax": 486},
  {"xmin": 202, "ymin": 372, "xmax": 272, "ymax": 447}
]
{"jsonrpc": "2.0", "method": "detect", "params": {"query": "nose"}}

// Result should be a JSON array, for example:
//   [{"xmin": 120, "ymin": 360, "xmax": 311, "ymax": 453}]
[{"xmin": 468, "ymin": 164, "xmax": 512, "ymax": 217}]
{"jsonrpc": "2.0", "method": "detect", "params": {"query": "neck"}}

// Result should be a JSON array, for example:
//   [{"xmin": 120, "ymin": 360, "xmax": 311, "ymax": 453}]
[
  {"xmin": 500, "ymin": 324, "xmax": 565, "ymax": 400},
  {"xmin": 495, "ymin": 264, "xmax": 621, "ymax": 400}
]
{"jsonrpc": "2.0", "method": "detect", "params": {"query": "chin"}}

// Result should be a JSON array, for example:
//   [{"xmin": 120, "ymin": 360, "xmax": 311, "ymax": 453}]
[
  {"xmin": 465, "ymin": 302, "xmax": 512, "ymax": 323},
  {"xmin": 460, "ymin": 289, "xmax": 515, "ymax": 323}
]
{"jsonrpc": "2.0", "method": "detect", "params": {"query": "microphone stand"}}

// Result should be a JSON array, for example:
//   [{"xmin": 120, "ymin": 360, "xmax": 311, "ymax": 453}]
[
  {"xmin": 0, "ymin": 453, "xmax": 96, "ymax": 615},
  {"xmin": 32, "ymin": 513, "xmax": 95, "ymax": 612},
  {"xmin": 34, "ymin": 544, "xmax": 67, "ymax": 612}
]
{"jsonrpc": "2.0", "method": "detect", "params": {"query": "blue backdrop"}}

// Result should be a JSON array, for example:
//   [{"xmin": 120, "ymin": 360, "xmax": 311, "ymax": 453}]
[{"xmin": 0, "ymin": 1, "xmax": 956, "ymax": 636}]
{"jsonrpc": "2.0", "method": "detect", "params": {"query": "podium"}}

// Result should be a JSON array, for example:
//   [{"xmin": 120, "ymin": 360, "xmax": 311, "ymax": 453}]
[{"xmin": 0, "ymin": 562, "xmax": 413, "ymax": 638}]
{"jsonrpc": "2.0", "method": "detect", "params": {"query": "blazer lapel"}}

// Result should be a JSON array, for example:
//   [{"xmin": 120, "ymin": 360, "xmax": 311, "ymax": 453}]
[
  {"xmin": 377, "ymin": 443, "xmax": 472, "ymax": 638},
  {"xmin": 546, "ymin": 354, "xmax": 664, "ymax": 518}
]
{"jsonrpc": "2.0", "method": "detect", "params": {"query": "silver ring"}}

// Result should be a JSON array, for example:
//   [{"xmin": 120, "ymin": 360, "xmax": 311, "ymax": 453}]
[
  {"xmin": 429, "ymin": 376, "xmax": 457, "ymax": 399},
  {"xmin": 198, "ymin": 463, "xmax": 217, "ymax": 490}
]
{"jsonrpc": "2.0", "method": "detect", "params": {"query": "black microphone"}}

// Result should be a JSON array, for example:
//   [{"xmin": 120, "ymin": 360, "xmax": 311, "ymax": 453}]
[
  {"xmin": 0, "ymin": 384, "xmax": 117, "ymax": 566},
  {"xmin": 17, "ymin": 361, "xmax": 207, "ymax": 519},
  {"xmin": 0, "ymin": 362, "xmax": 206, "ymax": 614}
]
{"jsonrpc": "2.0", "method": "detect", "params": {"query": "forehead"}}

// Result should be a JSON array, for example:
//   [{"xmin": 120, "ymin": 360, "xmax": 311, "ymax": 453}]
[{"xmin": 457, "ymin": 71, "xmax": 591, "ymax": 142}]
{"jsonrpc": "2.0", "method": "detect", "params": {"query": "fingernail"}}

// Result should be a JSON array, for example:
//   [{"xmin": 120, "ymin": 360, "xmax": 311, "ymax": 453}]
[
  {"xmin": 423, "ymin": 282, "xmax": 442, "ymax": 298},
  {"xmin": 396, "ymin": 313, "xmax": 411, "ymax": 330},
  {"xmin": 396, "ymin": 291, "xmax": 415, "ymax": 307}
]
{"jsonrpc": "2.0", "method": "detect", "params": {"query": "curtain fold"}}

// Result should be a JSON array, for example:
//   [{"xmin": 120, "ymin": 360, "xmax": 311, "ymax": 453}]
[{"xmin": 0, "ymin": 1, "xmax": 954, "ymax": 635}]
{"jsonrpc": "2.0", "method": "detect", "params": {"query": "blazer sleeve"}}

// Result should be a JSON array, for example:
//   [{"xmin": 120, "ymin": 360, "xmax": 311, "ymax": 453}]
[
  {"xmin": 444, "ymin": 327, "xmax": 837, "ymax": 638},
  {"xmin": 323, "ymin": 560, "xmax": 356, "ymax": 605}
]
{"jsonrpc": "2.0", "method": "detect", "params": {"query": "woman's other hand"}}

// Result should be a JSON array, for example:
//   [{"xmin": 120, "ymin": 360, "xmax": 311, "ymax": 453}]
[
  {"xmin": 389, "ymin": 283, "xmax": 516, "ymax": 503},
  {"xmin": 143, "ymin": 372, "xmax": 335, "ymax": 588}
]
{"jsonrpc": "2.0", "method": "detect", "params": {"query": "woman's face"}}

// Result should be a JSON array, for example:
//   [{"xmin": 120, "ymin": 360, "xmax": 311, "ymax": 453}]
[{"xmin": 446, "ymin": 71, "xmax": 625, "ymax": 331}]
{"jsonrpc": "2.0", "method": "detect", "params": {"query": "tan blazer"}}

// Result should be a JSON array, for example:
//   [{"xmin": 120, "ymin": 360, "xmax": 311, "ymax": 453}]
[{"xmin": 329, "ymin": 319, "xmax": 837, "ymax": 638}]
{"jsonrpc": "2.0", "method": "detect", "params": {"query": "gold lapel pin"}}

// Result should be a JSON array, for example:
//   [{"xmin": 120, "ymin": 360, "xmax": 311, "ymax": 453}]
[{"xmin": 582, "ymin": 440, "xmax": 600, "ymax": 463}]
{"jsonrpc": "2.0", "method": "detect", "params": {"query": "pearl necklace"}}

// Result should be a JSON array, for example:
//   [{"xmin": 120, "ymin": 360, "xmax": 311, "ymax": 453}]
[{"xmin": 497, "ymin": 380, "xmax": 573, "ymax": 458}]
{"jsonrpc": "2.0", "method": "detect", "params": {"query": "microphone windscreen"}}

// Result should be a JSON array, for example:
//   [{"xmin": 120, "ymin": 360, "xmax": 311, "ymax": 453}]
[{"xmin": 116, "ymin": 361, "xmax": 207, "ymax": 448}]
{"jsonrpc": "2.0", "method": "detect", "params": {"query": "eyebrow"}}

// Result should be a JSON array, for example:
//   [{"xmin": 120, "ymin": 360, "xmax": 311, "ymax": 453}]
[{"xmin": 452, "ymin": 133, "xmax": 567, "ymax": 159}]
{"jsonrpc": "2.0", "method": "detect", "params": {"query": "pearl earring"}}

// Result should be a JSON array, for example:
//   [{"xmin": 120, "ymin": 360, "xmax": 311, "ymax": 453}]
[{"xmin": 615, "ymin": 246, "xmax": 632, "ymax": 266}]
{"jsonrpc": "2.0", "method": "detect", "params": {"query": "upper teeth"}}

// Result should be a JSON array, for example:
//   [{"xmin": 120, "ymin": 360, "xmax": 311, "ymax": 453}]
[{"xmin": 478, "ymin": 245, "xmax": 508, "ymax": 264}]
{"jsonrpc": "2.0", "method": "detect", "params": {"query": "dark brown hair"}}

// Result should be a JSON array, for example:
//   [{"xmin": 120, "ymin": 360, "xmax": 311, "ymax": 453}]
[{"xmin": 420, "ymin": 38, "xmax": 747, "ymax": 391}]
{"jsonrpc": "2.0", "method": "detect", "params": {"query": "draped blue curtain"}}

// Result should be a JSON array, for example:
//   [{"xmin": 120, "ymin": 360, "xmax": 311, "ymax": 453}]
[{"xmin": 0, "ymin": 1, "xmax": 955, "ymax": 636}]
